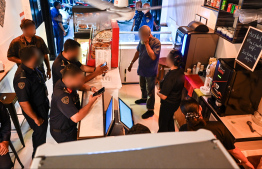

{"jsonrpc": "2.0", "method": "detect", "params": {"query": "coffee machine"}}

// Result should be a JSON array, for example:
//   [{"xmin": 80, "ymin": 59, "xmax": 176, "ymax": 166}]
[
  {"xmin": 209, "ymin": 58, "xmax": 262, "ymax": 116},
  {"xmin": 174, "ymin": 21, "xmax": 219, "ymax": 70}
]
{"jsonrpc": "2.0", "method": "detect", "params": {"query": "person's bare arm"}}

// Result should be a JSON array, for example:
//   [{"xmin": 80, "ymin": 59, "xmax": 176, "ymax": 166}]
[
  {"xmin": 228, "ymin": 147, "xmax": 254, "ymax": 169},
  {"xmin": 131, "ymin": 20, "xmax": 135, "ymax": 31},
  {"xmin": 70, "ymin": 94, "xmax": 101, "ymax": 123},
  {"xmin": 19, "ymin": 102, "xmax": 44, "ymax": 126},
  {"xmin": 80, "ymin": 65, "xmax": 96, "ymax": 73},
  {"xmin": 8, "ymin": 57, "xmax": 22, "ymax": 64},
  {"xmin": 144, "ymin": 40, "xmax": 157, "ymax": 61},
  {"xmin": 128, "ymin": 51, "xmax": 139, "ymax": 72},
  {"xmin": 44, "ymin": 54, "xmax": 51, "ymax": 79},
  {"xmin": 58, "ymin": 23, "xmax": 66, "ymax": 36},
  {"xmin": 157, "ymin": 91, "xmax": 167, "ymax": 100}
]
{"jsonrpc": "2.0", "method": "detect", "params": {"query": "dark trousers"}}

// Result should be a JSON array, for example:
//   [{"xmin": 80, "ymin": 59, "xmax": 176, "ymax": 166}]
[
  {"xmin": 54, "ymin": 26, "xmax": 64, "ymax": 54},
  {"xmin": 139, "ymin": 76, "xmax": 156, "ymax": 110},
  {"xmin": 50, "ymin": 127, "xmax": 77, "ymax": 143},
  {"xmin": 158, "ymin": 100, "xmax": 180, "ymax": 132},
  {"xmin": 0, "ymin": 153, "xmax": 13, "ymax": 169},
  {"xmin": 23, "ymin": 103, "xmax": 49, "ymax": 158}
]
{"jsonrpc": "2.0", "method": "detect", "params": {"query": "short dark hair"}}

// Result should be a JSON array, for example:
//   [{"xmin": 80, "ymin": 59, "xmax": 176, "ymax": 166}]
[
  {"xmin": 180, "ymin": 97, "xmax": 206, "ymax": 131},
  {"xmin": 168, "ymin": 50, "xmax": 183, "ymax": 67},
  {"xmin": 20, "ymin": 19, "xmax": 35, "ymax": 29},
  {"xmin": 53, "ymin": 1, "xmax": 61, "ymax": 8},
  {"xmin": 127, "ymin": 123, "xmax": 151, "ymax": 135},
  {"xmin": 61, "ymin": 64, "xmax": 83, "ymax": 78},
  {"xmin": 136, "ymin": 1, "xmax": 142, "ymax": 8},
  {"xmin": 19, "ymin": 46, "xmax": 38, "ymax": 63},
  {"xmin": 64, "ymin": 39, "xmax": 81, "ymax": 52}
]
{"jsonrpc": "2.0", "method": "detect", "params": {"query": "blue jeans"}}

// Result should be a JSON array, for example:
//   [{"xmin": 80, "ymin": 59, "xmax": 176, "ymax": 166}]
[
  {"xmin": 54, "ymin": 26, "xmax": 64, "ymax": 54},
  {"xmin": 139, "ymin": 76, "xmax": 156, "ymax": 110}
]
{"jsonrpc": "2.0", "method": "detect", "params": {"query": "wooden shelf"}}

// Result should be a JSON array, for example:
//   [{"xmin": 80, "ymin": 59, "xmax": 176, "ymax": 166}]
[
  {"xmin": 214, "ymin": 0, "xmax": 262, "ymax": 44},
  {"xmin": 201, "ymin": 5, "xmax": 219, "ymax": 12}
]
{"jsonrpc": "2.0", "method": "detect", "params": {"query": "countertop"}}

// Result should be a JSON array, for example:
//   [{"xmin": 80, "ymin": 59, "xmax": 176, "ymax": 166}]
[{"xmin": 0, "ymin": 61, "xmax": 15, "ymax": 82}]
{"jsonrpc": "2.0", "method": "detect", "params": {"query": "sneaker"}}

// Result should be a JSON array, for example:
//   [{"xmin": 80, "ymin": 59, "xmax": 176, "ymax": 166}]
[
  {"xmin": 135, "ymin": 99, "xmax": 147, "ymax": 104},
  {"xmin": 142, "ymin": 110, "xmax": 154, "ymax": 119}
]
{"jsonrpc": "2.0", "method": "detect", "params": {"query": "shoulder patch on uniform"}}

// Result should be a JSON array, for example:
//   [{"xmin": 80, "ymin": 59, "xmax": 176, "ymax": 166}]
[
  {"xmin": 18, "ymin": 82, "xmax": 25, "ymax": 89},
  {"xmin": 61, "ymin": 96, "xmax": 69, "ymax": 104}
]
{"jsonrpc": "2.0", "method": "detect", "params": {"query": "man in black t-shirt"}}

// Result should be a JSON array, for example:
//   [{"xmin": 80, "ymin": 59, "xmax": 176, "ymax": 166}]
[
  {"xmin": 179, "ymin": 98, "xmax": 254, "ymax": 169},
  {"xmin": 52, "ymin": 39, "xmax": 108, "ymax": 87},
  {"xmin": 8, "ymin": 19, "xmax": 51, "ymax": 81}
]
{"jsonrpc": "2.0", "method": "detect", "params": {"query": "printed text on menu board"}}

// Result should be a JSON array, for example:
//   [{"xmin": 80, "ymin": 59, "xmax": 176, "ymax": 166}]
[{"xmin": 236, "ymin": 27, "xmax": 262, "ymax": 71}]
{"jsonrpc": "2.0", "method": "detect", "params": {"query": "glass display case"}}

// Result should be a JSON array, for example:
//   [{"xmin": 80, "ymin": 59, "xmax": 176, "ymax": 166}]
[{"xmin": 119, "ymin": 31, "xmax": 173, "ymax": 44}]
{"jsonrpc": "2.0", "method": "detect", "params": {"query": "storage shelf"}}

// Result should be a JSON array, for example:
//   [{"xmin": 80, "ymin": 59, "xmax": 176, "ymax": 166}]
[{"xmin": 201, "ymin": 5, "xmax": 219, "ymax": 12}]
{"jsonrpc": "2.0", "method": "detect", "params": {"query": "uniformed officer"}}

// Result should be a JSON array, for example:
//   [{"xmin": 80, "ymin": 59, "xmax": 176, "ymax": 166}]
[
  {"xmin": 7, "ymin": 19, "xmax": 51, "ymax": 81},
  {"xmin": 13, "ymin": 46, "xmax": 49, "ymax": 158},
  {"xmin": 52, "ymin": 39, "xmax": 108, "ymax": 87},
  {"xmin": 0, "ymin": 101, "xmax": 13, "ymax": 169},
  {"xmin": 50, "ymin": 64, "xmax": 101, "ymax": 143},
  {"xmin": 51, "ymin": 1, "xmax": 65, "ymax": 54}
]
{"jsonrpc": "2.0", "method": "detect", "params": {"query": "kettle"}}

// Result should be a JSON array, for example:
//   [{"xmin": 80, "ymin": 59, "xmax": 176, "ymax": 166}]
[{"xmin": 252, "ymin": 98, "xmax": 262, "ymax": 127}]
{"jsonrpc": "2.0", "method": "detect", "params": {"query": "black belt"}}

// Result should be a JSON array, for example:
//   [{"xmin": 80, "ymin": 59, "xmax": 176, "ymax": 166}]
[{"xmin": 51, "ymin": 128, "xmax": 69, "ymax": 133}]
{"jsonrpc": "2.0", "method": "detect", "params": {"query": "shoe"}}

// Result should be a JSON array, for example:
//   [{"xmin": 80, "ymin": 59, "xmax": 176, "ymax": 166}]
[
  {"xmin": 135, "ymin": 99, "xmax": 147, "ymax": 104},
  {"xmin": 142, "ymin": 110, "xmax": 154, "ymax": 119}
]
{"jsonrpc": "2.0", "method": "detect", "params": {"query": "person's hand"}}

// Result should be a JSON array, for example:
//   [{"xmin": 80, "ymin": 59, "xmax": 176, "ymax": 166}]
[
  {"xmin": 88, "ymin": 94, "xmax": 101, "ymax": 104},
  {"xmin": 144, "ymin": 37, "xmax": 150, "ymax": 45},
  {"xmin": 241, "ymin": 161, "xmax": 254, "ymax": 169},
  {"xmin": 34, "ymin": 117, "xmax": 44, "ymax": 126},
  {"xmin": 95, "ymin": 64, "xmax": 108, "ymax": 75},
  {"xmin": 46, "ymin": 69, "xmax": 51, "ymax": 80},
  {"xmin": 63, "ymin": 31, "xmax": 66, "ymax": 36},
  {"xmin": 131, "ymin": 27, "xmax": 134, "ymax": 31},
  {"xmin": 90, "ymin": 86, "xmax": 98, "ymax": 93},
  {"xmin": 155, "ymin": 25, "xmax": 160, "ymax": 31},
  {"xmin": 0, "ymin": 141, "xmax": 9, "ymax": 156},
  {"xmin": 128, "ymin": 62, "xmax": 133, "ymax": 72}
]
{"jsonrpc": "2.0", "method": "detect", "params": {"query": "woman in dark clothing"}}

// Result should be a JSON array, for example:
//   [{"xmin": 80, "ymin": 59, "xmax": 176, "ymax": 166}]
[
  {"xmin": 179, "ymin": 97, "xmax": 254, "ymax": 169},
  {"xmin": 157, "ymin": 50, "xmax": 185, "ymax": 132}
]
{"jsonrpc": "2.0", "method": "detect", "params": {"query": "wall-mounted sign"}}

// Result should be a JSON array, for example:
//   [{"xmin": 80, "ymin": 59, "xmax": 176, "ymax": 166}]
[{"xmin": 236, "ymin": 27, "xmax": 262, "ymax": 72}]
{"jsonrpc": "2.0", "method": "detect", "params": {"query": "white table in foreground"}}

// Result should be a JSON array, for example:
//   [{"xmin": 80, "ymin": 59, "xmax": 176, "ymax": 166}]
[
  {"xmin": 31, "ymin": 130, "xmax": 238, "ymax": 169},
  {"xmin": 78, "ymin": 68, "xmax": 122, "ymax": 139}
]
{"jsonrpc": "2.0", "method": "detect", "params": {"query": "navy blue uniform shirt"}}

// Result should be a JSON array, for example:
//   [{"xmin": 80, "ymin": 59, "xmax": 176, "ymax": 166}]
[
  {"xmin": 52, "ymin": 52, "xmax": 82, "ymax": 87},
  {"xmin": 139, "ymin": 12, "xmax": 154, "ymax": 31},
  {"xmin": 133, "ymin": 10, "xmax": 144, "ymax": 31},
  {"xmin": 13, "ymin": 64, "xmax": 49, "ymax": 110},
  {"xmin": 0, "ymin": 102, "xmax": 11, "ymax": 142},
  {"xmin": 51, "ymin": 7, "xmax": 61, "ymax": 28},
  {"xmin": 50, "ymin": 79, "xmax": 81, "ymax": 130},
  {"xmin": 137, "ymin": 36, "xmax": 161, "ymax": 77}
]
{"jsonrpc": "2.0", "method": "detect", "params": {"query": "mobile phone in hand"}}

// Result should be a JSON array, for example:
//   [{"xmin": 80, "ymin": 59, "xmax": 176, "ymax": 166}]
[{"xmin": 93, "ymin": 87, "xmax": 105, "ymax": 96}]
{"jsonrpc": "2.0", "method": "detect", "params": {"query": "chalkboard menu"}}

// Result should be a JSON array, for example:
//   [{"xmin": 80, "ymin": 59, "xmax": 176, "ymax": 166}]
[{"xmin": 236, "ymin": 27, "xmax": 262, "ymax": 72}]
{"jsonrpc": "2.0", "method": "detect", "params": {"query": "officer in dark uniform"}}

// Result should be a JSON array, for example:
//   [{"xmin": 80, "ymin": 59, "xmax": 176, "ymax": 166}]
[
  {"xmin": 50, "ymin": 64, "xmax": 101, "ymax": 143},
  {"xmin": 52, "ymin": 39, "xmax": 107, "ymax": 87},
  {"xmin": 7, "ymin": 19, "xmax": 51, "ymax": 81},
  {"xmin": 0, "ymin": 101, "xmax": 13, "ymax": 169},
  {"xmin": 13, "ymin": 46, "xmax": 49, "ymax": 158}
]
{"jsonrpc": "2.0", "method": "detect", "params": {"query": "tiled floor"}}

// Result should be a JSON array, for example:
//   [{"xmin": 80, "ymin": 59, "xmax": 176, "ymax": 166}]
[{"xmin": 11, "ymin": 78, "xmax": 161, "ymax": 168}]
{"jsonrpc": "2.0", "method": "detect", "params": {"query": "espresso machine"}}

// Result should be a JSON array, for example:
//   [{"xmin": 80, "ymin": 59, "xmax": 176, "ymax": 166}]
[
  {"xmin": 209, "ymin": 58, "xmax": 262, "ymax": 117},
  {"xmin": 174, "ymin": 21, "xmax": 219, "ymax": 70}
]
